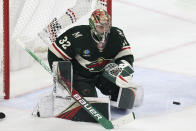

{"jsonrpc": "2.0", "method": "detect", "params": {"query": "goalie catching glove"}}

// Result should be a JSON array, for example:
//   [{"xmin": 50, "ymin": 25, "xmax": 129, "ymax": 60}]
[{"xmin": 103, "ymin": 60, "xmax": 134, "ymax": 88}]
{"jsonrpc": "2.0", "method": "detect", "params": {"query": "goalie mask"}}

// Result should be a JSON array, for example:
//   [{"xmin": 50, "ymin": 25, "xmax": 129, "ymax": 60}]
[{"xmin": 89, "ymin": 9, "xmax": 111, "ymax": 52}]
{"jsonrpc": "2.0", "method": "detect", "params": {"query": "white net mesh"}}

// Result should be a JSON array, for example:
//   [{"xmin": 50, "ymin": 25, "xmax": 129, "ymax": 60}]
[
  {"xmin": 0, "ymin": 0, "xmax": 110, "ymax": 98},
  {"xmin": 10, "ymin": 0, "xmax": 108, "ymax": 70}
]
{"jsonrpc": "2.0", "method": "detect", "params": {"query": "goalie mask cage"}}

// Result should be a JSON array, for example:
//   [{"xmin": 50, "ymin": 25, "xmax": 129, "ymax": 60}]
[{"xmin": 0, "ymin": 0, "xmax": 112, "ymax": 99}]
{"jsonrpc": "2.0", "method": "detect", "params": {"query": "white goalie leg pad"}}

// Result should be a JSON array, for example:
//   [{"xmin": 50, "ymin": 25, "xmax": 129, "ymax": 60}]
[
  {"xmin": 53, "ymin": 82, "xmax": 76, "ymax": 116},
  {"xmin": 33, "ymin": 61, "xmax": 74, "ymax": 118},
  {"xmin": 110, "ymin": 83, "xmax": 144, "ymax": 109},
  {"xmin": 32, "ymin": 84, "xmax": 111, "ymax": 121},
  {"xmin": 32, "ymin": 84, "xmax": 75, "ymax": 117},
  {"xmin": 33, "ymin": 61, "xmax": 74, "ymax": 117}
]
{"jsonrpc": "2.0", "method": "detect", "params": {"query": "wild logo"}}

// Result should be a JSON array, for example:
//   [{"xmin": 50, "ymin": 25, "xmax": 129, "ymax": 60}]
[{"xmin": 86, "ymin": 57, "xmax": 111, "ymax": 72}]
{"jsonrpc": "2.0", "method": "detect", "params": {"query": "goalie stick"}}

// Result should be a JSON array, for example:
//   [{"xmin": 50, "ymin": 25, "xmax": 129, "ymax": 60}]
[{"xmin": 16, "ymin": 39, "xmax": 135, "ymax": 129}]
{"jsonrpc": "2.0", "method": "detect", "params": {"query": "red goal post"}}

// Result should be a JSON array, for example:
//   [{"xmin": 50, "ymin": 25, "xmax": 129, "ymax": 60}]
[
  {"xmin": 1, "ymin": 0, "xmax": 9, "ymax": 99},
  {"xmin": 0, "ymin": 0, "xmax": 112, "ymax": 99}
]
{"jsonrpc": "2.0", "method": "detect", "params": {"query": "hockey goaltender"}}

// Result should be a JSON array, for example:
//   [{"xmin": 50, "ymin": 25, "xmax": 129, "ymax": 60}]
[{"xmin": 32, "ymin": 9, "xmax": 144, "ymax": 122}]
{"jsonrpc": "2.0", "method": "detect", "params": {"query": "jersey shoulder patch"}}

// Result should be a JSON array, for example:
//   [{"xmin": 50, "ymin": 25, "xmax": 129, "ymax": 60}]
[{"xmin": 110, "ymin": 27, "xmax": 133, "ymax": 60}]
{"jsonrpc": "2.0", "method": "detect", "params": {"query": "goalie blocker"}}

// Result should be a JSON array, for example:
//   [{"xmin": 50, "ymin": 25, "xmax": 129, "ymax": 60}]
[{"xmin": 33, "ymin": 61, "xmax": 143, "ymax": 122}]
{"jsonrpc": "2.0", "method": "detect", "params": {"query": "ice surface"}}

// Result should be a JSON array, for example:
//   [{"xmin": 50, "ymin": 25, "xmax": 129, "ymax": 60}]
[{"xmin": 1, "ymin": 0, "xmax": 196, "ymax": 130}]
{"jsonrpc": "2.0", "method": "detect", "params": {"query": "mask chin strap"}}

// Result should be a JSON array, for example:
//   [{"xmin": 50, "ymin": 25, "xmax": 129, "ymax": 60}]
[
  {"xmin": 92, "ymin": 27, "xmax": 110, "ymax": 41},
  {"xmin": 91, "ymin": 31, "xmax": 108, "ymax": 52},
  {"xmin": 101, "ymin": 27, "xmax": 107, "ymax": 43},
  {"xmin": 91, "ymin": 30, "xmax": 99, "ymax": 43}
]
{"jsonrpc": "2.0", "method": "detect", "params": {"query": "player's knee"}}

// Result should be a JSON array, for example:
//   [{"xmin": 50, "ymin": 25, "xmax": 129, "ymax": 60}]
[
  {"xmin": 111, "ymin": 84, "xmax": 144, "ymax": 109},
  {"xmin": 111, "ymin": 88, "xmax": 135, "ymax": 109},
  {"xmin": 133, "ymin": 84, "xmax": 144, "ymax": 107}
]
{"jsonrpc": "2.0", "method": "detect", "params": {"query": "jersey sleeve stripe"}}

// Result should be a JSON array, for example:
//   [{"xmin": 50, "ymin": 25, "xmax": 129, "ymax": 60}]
[
  {"xmin": 51, "ymin": 42, "xmax": 72, "ymax": 60},
  {"xmin": 121, "ymin": 46, "xmax": 131, "ymax": 51},
  {"xmin": 114, "ymin": 46, "xmax": 132, "ymax": 60}
]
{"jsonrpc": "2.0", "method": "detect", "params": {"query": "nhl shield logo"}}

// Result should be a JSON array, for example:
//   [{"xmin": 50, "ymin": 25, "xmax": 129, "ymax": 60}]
[{"xmin": 83, "ymin": 49, "xmax": 91, "ymax": 57}]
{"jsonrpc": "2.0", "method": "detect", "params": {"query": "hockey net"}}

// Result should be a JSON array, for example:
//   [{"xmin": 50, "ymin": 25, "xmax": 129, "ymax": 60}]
[{"xmin": 0, "ymin": 0, "xmax": 112, "ymax": 99}]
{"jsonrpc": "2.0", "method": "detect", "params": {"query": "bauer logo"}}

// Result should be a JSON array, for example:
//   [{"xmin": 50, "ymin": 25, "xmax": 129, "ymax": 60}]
[{"xmin": 73, "ymin": 94, "xmax": 103, "ymax": 120}]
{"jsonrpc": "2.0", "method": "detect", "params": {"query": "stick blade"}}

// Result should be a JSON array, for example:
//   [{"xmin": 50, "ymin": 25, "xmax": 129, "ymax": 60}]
[{"xmin": 112, "ymin": 112, "xmax": 135, "ymax": 128}]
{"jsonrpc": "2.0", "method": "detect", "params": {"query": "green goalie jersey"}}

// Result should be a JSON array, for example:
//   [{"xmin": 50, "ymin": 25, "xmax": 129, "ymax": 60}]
[{"xmin": 48, "ymin": 25, "xmax": 134, "ymax": 78}]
